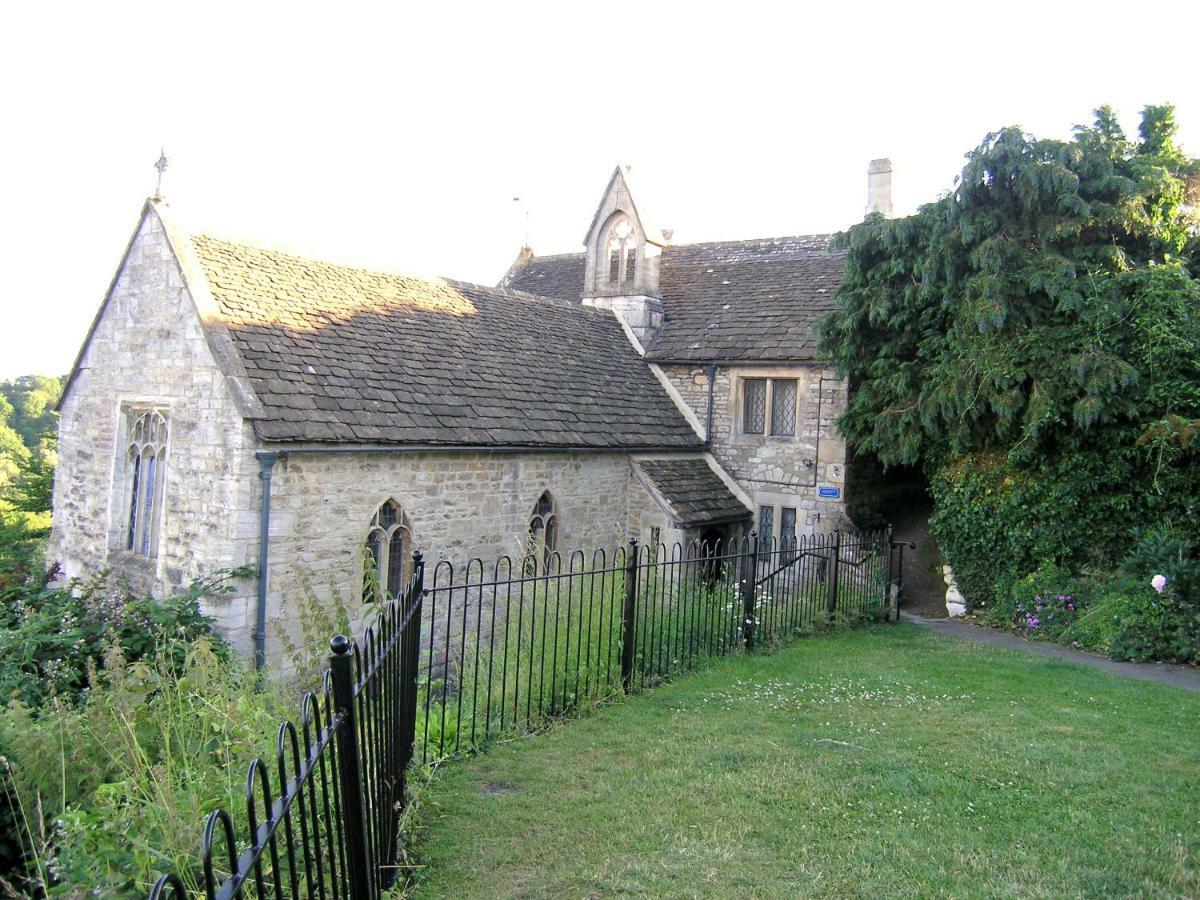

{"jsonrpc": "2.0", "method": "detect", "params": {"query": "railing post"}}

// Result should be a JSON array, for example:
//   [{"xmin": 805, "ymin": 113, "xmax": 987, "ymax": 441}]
[
  {"xmin": 885, "ymin": 525, "xmax": 899, "ymax": 622},
  {"xmin": 741, "ymin": 530, "xmax": 759, "ymax": 650},
  {"xmin": 825, "ymin": 529, "xmax": 842, "ymax": 621},
  {"xmin": 330, "ymin": 635, "xmax": 375, "ymax": 900},
  {"xmin": 399, "ymin": 550, "xmax": 424, "ymax": 771},
  {"xmin": 621, "ymin": 537, "xmax": 639, "ymax": 693}
]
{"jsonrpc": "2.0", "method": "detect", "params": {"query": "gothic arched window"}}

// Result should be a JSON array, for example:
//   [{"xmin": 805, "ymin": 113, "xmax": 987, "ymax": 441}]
[
  {"xmin": 364, "ymin": 499, "xmax": 411, "ymax": 600},
  {"xmin": 527, "ymin": 491, "xmax": 559, "ymax": 569},
  {"xmin": 125, "ymin": 409, "xmax": 168, "ymax": 556},
  {"xmin": 605, "ymin": 216, "xmax": 637, "ymax": 287}
]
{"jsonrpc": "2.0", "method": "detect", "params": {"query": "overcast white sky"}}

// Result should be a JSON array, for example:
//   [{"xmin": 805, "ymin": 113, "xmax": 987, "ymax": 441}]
[{"xmin": 2, "ymin": 1, "xmax": 1197, "ymax": 379}]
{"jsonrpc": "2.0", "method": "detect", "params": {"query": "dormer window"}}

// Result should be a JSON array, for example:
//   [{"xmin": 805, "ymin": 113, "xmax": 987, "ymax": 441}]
[{"xmin": 605, "ymin": 216, "xmax": 637, "ymax": 288}]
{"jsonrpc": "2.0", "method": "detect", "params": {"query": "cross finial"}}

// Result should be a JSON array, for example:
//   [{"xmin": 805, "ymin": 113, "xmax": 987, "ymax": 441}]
[{"xmin": 153, "ymin": 149, "xmax": 168, "ymax": 200}]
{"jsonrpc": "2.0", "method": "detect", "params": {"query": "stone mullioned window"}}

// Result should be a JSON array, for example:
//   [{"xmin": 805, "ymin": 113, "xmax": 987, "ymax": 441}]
[
  {"xmin": 741, "ymin": 378, "xmax": 798, "ymax": 437},
  {"xmin": 120, "ymin": 407, "xmax": 169, "ymax": 557}
]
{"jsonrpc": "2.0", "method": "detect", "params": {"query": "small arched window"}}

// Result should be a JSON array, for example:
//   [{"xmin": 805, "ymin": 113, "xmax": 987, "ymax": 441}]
[
  {"xmin": 364, "ymin": 499, "xmax": 411, "ymax": 600},
  {"xmin": 605, "ymin": 216, "xmax": 637, "ymax": 288},
  {"xmin": 527, "ymin": 491, "xmax": 559, "ymax": 569},
  {"xmin": 125, "ymin": 409, "xmax": 168, "ymax": 556}
]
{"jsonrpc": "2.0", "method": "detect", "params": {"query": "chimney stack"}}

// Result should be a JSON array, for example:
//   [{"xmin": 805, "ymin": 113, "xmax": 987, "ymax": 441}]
[{"xmin": 866, "ymin": 158, "xmax": 893, "ymax": 217}]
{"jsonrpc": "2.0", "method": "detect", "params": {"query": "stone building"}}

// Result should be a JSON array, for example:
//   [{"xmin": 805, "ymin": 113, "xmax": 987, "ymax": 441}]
[
  {"xmin": 502, "ymin": 165, "xmax": 886, "ymax": 548},
  {"xmin": 50, "ymin": 162, "xmax": 888, "ymax": 662}
]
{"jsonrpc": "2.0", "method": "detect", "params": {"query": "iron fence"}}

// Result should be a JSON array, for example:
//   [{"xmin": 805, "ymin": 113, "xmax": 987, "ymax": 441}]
[{"xmin": 148, "ymin": 528, "xmax": 905, "ymax": 899}]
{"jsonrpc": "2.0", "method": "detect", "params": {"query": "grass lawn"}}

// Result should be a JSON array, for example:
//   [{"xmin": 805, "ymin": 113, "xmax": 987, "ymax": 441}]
[{"xmin": 405, "ymin": 623, "xmax": 1200, "ymax": 898}]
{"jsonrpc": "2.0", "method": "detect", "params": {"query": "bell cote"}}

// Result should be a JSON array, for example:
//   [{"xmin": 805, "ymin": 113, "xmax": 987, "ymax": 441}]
[{"xmin": 581, "ymin": 166, "xmax": 666, "ymax": 348}]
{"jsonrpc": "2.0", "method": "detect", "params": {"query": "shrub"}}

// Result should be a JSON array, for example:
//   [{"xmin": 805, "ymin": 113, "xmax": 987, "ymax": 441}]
[
  {"xmin": 0, "ymin": 567, "xmax": 255, "ymax": 891},
  {"xmin": 0, "ymin": 638, "xmax": 287, "ymax": 897},
  {"xmin": 0, "ymin": 567, "xmax": 251, "ymax": 707},
  {"xmin": 983, "ymin": 562, "xmax": 1200, "ymax": 664},
  {"xmin": 929, "ymin": 450, "xmax": 1144, "ymax": 610},
  {"xmin": 1106, "ymin": 584, "xmax": 1200, "ymax": 665},
  {"xmin": 1120, "ymin": 527, "xmax": 1199, "ymax": 604},
  {"xmin": 984, "ymin": 564, "xmax": 1083, "ymax": 642}
]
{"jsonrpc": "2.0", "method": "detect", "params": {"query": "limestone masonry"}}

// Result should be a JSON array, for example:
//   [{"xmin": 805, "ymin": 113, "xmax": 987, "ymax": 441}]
[{"xmin": 51, "ymin": 163, "xmax": 880, "ymax": 662}]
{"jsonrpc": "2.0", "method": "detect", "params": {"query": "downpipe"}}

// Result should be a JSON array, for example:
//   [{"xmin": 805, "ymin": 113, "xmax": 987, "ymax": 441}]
[
  {"xmin": 704, "ymin": 364, "xmax": 717, "ymax": 446},
  {"xmin": 255, "ymin": 452, "xmax": 280, "ymax": 670}
]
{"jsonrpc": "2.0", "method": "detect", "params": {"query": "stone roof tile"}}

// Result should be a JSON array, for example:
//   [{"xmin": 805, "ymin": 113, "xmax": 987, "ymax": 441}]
[
  {"xmin": 502, "ymin": 236, "xmax": 846, "ymax": 362},
  {"xmin": 634, "ymin": 458, "xmax": 752, "ymax": 528},
  {"xmin": 188, "ymin": 235, "xmax": 702, "ymax": 449}
]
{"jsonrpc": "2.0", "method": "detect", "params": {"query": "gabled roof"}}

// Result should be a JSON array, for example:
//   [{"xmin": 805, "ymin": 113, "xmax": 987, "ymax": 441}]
[
  {"xmin": 583, "ymin": 166, "xmax": 667, "ymax": 247},
  {"xmin": 501, "ymin": 235, "xmax": 846, "ymax": 363},
  {"xmin": 498, "ymin": 251, "xmax": 585, "ymax": 301},
  {"xmin": 185, "ymin": 234, "xmax": 703, "ymax": 448},
  {"xmin": 633, "ymin": 457, "xmax": 752, "ymax": 528}
]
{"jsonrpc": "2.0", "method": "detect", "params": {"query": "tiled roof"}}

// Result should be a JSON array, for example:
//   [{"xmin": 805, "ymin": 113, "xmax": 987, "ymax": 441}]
[
  {"xmin": 188, "ymin": 235, "xmax": 703, "ymax": 449},
  {"xmin": 634, "ymin": 458, "xmax": 751, "ymax": 528},
  {"xmin": 501, "ymin": 236, "xmax": 846, "ymax": 362},
  {"xmin": 498, "ymin": 252, "xmax": 586, "ymax": 300}
]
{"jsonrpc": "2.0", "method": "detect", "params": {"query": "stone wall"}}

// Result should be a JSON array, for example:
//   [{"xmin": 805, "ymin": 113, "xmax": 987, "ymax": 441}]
[
  {"xmin": 50, "ymin": 210, "xmax": 262, "ymax": 652},
  {"xmin": 260, "ymin": 449, "xmax": 657, "ymax": 660},
  {"xmin": 660, "ymin": 364, "xmax": 849, "ymax": 538},
  {"xmin": 48, "ymin": 209, "xmax": 743, "ymax": 667},
  {"xmin": 625, "ymin": 468, "xmax": 682, "ymax": 551}
]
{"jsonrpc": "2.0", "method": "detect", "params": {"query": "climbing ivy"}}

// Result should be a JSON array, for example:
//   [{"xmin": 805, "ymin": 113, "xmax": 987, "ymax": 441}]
[{"xmin": 819, "ymin": 106, "xmax": 1200, "ymax": 604}]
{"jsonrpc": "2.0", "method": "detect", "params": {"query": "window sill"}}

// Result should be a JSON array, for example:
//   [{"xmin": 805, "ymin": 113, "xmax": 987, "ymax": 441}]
[
  {"xmin": 730, "ymin": 433, "xmax": 799, "ymax": 446},
  {"xmin": 105, "ymin": 550, "xmax": 159, "ymax": 592}
]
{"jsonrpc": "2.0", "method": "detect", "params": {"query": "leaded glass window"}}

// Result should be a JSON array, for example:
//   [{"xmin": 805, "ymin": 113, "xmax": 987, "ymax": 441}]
[
  {"xmin": 771, "ymin": 379, "xmax": 798, "ymax": 436},
  {"xmin": 757, "ymin": 504, "xmax": 774, "ymax": 548},
  {"xmin": 743, "ymin": 379, "xmax": 767, "ymax": 434},
  {"xmin": 124, "ymin": 408, "xmax": 168, "ymax": 557},
  {"xmin": 528, "ymin": 491, "xmax": 559, "ymax": 570},
  {"xmin": 742, "ymin": 377, "xmax": 801, "ymax": 438},
  {"xmin": 780, "ymin": 506, "xmax": 797, "ymax": 562},
  {"xmin": 364, "ymin": 499, "xmax": 410, "ymax": 601},
  {"xmin": 604, "ymin": 216, "xmax": 637, "ymax": 288}
]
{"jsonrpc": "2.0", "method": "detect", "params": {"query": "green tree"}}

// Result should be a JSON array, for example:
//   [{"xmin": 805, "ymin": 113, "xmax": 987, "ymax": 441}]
[
  {"xmin": 0, "ymin": 375, "xmax": 64, "ymax": 451},
  {"xmin": 0, "ymin": 377, "xmax": 63, "ymax": 585},
  {"xmin": 819, "ymin": 106, "xmax": 1200, "ymax": 602}
]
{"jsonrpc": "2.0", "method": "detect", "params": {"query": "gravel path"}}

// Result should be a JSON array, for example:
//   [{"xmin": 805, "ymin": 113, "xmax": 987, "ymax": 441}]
[{"xmin": 902, "ymin": 612, "xmax": 1200, "ymax": 693}]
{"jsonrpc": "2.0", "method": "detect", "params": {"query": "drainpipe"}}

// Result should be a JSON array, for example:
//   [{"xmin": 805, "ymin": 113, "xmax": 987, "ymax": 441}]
[
  {"xmin": 704, "ymin": 364, "xmax": 717, "ymax": 447},
  {"xmin": 254, "ymin": 452, "xmax": 280, "ymax": 671},
  {"xmin": 811, "ymin": 377, "xmax": 825, "ymax": 488}
]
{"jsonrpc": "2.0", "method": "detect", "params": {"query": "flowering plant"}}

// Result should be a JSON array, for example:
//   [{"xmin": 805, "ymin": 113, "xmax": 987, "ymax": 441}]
[{"xmin": 1004, "ymin": 564, "xmax": 1084, "ymax": 642}]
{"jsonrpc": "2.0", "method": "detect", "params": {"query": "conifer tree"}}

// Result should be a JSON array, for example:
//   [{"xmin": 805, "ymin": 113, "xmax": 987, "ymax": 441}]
[{"xmin": 819, "ymin": 107, "xmax": 1200, "ymax": 598}]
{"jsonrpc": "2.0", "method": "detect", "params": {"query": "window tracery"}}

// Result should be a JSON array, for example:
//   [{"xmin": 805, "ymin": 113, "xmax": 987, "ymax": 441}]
[
  {"xmin": 124, "ymin": 408, "xmax": 168, "ymax": 556},
  {"xmin": 364, "ymin": 499, "xmax": 411, "ymax": 600},
  {"xmin": 527, "ymin": 491, "xmax": 559, "ymax": 569},
  {"xmin": 604, "ymin": 216, "xmax": 637, "ymax": 288}
]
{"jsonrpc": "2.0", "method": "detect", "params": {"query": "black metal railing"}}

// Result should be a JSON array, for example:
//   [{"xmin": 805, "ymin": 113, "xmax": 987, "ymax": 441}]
[
  {"xmin": 413, "ymin": 528, "xmax": 898, "ymax": 761},
  {"xmin": 148, "ymin": 529, "xmax": 906, "ymax": 898},
  {"xmin": 149, "ymin": 554, "xmax": 426, "ymax": 900}
]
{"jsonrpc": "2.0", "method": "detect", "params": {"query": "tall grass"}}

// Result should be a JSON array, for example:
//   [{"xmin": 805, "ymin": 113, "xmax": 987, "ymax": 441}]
[{"xmin": 413, "ymin": 538, "xmax": 892, "ymax": 763}]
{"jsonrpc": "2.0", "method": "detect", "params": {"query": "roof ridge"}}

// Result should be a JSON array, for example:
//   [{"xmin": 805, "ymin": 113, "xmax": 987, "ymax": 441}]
[
  {"xmin": 445, "ymin": 279, "xmax": 606, "ymax": 312},
  {"xmin": 192, "ymin": 232, "xmax": 578, "ymax": 304},
  {"xmin": 518, "ymin": 232, "xmax": 842, "ymax": 265},
  {"xmin": 670, "ymin": 233, "xmax": 838, "ymax": 249}
]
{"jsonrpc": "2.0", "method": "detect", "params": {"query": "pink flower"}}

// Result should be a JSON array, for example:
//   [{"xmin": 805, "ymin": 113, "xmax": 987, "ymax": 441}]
[{"xmin": 1152, "ymin": 575, "xmax": 1168, "ymax": 594}]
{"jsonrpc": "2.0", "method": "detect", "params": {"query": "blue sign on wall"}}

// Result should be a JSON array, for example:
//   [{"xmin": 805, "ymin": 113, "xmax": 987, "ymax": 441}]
[{"xmin": 818, "ymin": 486, "xmax": 841, "ymax": 499}]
